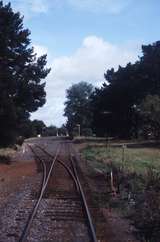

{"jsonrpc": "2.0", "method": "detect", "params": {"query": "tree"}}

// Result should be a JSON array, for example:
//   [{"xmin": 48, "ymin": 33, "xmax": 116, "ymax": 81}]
[
  {"xmin": 91, "ymin": 41, "xmax": 160, "ymax": 138},
  {"xmin": 17, "ymin": 119, "xmax": 46, "ymax": 138},
  {"xmin": 31, "ymin": 120, "xmax": 46, "ymax": 136},
  {"xmin": 43, "ymin": 125, "xmax": 57, "ymax": 136},
  {"xmin": 0, "ymin": 2, "xmax": 50, "ymax": 146},
  {"xmin": 131, "ymin": 171, "xmax": 160, "ymax": 242},
  {"xmin": 139, "ymin": 95, "xmax": 160, "ymax": 138},
  {"xmin": 64, "ymin": 81, "xmax": 94, "ymax": 136},
  {"xmin": 91, "ymin": 63, "xmax": 141, "ymax": 138},
  {"xmin": 58, "ymin": 125, "xmax": 67, "ymax": 136},
  {"xmin": 140, "ymin": 41, "xmax": 160, "ymax": 96}
]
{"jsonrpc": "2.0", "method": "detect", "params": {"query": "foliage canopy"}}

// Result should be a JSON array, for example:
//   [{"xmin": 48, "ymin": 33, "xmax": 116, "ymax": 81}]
[
  {"xmin": 64, "ymin": 81, "xmax": 94, "ymax": 136},
  {"xmin": 0, "ymin": 1, "xmax": 50, "ymax": 145},
  {"xmin": 91, "ymin": 41, "xmax": 160, "ymax": 138}
]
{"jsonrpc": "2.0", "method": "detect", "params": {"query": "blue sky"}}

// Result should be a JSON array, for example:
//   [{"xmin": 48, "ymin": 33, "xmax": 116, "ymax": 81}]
[{"xmin": 6, "ymin": 0, "xmax": 160, "ymax": 126}]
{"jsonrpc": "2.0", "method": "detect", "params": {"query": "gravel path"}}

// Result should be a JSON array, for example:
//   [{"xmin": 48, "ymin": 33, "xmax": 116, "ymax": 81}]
[{"xmin": 0, "ymin": 172, "xmax": 41, "ymax": 242}]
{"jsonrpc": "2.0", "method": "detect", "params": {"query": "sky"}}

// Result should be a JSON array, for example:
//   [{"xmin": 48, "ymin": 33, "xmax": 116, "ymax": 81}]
[{"xmin": 6, "ymin": 0, "xmax": 160, "ymax": 126}]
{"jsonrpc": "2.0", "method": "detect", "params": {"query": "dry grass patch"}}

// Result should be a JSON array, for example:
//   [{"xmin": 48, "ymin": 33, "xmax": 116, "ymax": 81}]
[{"xmin": 82, "ymin": 146, "xmax": 160, "ymax": 174}]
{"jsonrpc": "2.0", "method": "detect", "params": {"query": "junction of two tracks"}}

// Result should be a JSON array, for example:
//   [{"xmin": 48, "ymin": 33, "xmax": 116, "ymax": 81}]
[{"xmin": 1, "ymin": 138, "xmax": 98, "ymax": 242}]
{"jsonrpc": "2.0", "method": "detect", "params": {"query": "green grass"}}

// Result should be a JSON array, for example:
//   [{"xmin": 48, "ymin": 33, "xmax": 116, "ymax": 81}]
[
  {"xmin": 82, "ymin": 145, "xmax": 160, "ymax": 174},
  {"xmin": 82, "ymin": 144, "xmax": 160, "ymax": 240}
]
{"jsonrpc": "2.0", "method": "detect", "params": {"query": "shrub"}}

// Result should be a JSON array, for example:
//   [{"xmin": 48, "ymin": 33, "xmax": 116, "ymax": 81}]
[{"xmin": 0, "ymin": 155, "xmax": 11, "ymax": 165}]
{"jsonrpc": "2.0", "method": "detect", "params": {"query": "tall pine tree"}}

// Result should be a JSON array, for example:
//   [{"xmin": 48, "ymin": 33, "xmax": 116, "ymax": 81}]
[{"xmin": 0, "ymin": 1, "xmax": 50, "ymax": 146}]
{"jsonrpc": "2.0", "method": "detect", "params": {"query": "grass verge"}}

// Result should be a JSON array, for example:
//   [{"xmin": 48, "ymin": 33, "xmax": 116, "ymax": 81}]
[
  {"xmin": 82, "ymin": 145, "xmax": 160, "ymax": 174},
  {"xmin": 81, "ymin": 144, "xmax": 160, "ymax": 242}
]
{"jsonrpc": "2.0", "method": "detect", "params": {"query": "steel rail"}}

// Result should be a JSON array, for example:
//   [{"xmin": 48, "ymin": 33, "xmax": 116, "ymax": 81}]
[
  {"xmin": 35, "ymin": 144, "xmax": 98, "ymax": 242},
  {"xmin": 34, "ymin": 144, "xmax": 79, "ymax": 191},
  {"xmin": 28, "ymin": 144, "xmax": 47, "ymax": 188},
  {"xmin": 18, "ymin": 144, "xmax": 60, "ymax": 242},
  {"xmin": 70, "ymin": 149, "xmax": 98, "ymax": 242}
]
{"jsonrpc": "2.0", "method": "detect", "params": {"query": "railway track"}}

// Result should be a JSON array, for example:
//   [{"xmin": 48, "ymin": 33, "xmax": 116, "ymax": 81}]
[{"xmin": 18, "ymin": 141, "xmax": 98, "ymax": 242}]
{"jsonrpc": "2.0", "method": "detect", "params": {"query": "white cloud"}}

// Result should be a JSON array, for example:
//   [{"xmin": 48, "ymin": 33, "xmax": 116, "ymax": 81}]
[
  {"xmin": 10, "ymin": 0, "xmax": 132, "ymax": 19},
  {"xmin": 33, "ymin": 44, "xmax": 48, "ymax": 57},
  {"xmin": 10, "ymin": 0, "xmax": 50, "ymax": 19},
  {"xmin": 68, "ymin": 0, "xmax": 132, "ymax": 14},
  {"xmin": 31, "ymin": 36, "xmax": 140, "ymax": 127},
  {"xmin": 30, "ymin": 0, "xmax": 49, "ymax": 13}
]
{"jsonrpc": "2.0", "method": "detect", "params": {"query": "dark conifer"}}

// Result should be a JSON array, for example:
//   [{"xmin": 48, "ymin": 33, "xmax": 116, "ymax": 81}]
[{"xmin": 0, "ymin": 1, "xmax": 50, "ymax": 146}]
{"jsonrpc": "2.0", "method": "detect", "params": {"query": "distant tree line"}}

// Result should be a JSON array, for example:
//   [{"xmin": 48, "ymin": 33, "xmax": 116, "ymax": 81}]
[
  {"xmin": 21, "ymin": 120, "xmax": 67, "ymax": 138},
  {"xmin": 64, "ymin": 41, "xmax": 160, "ymax": 139}
]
